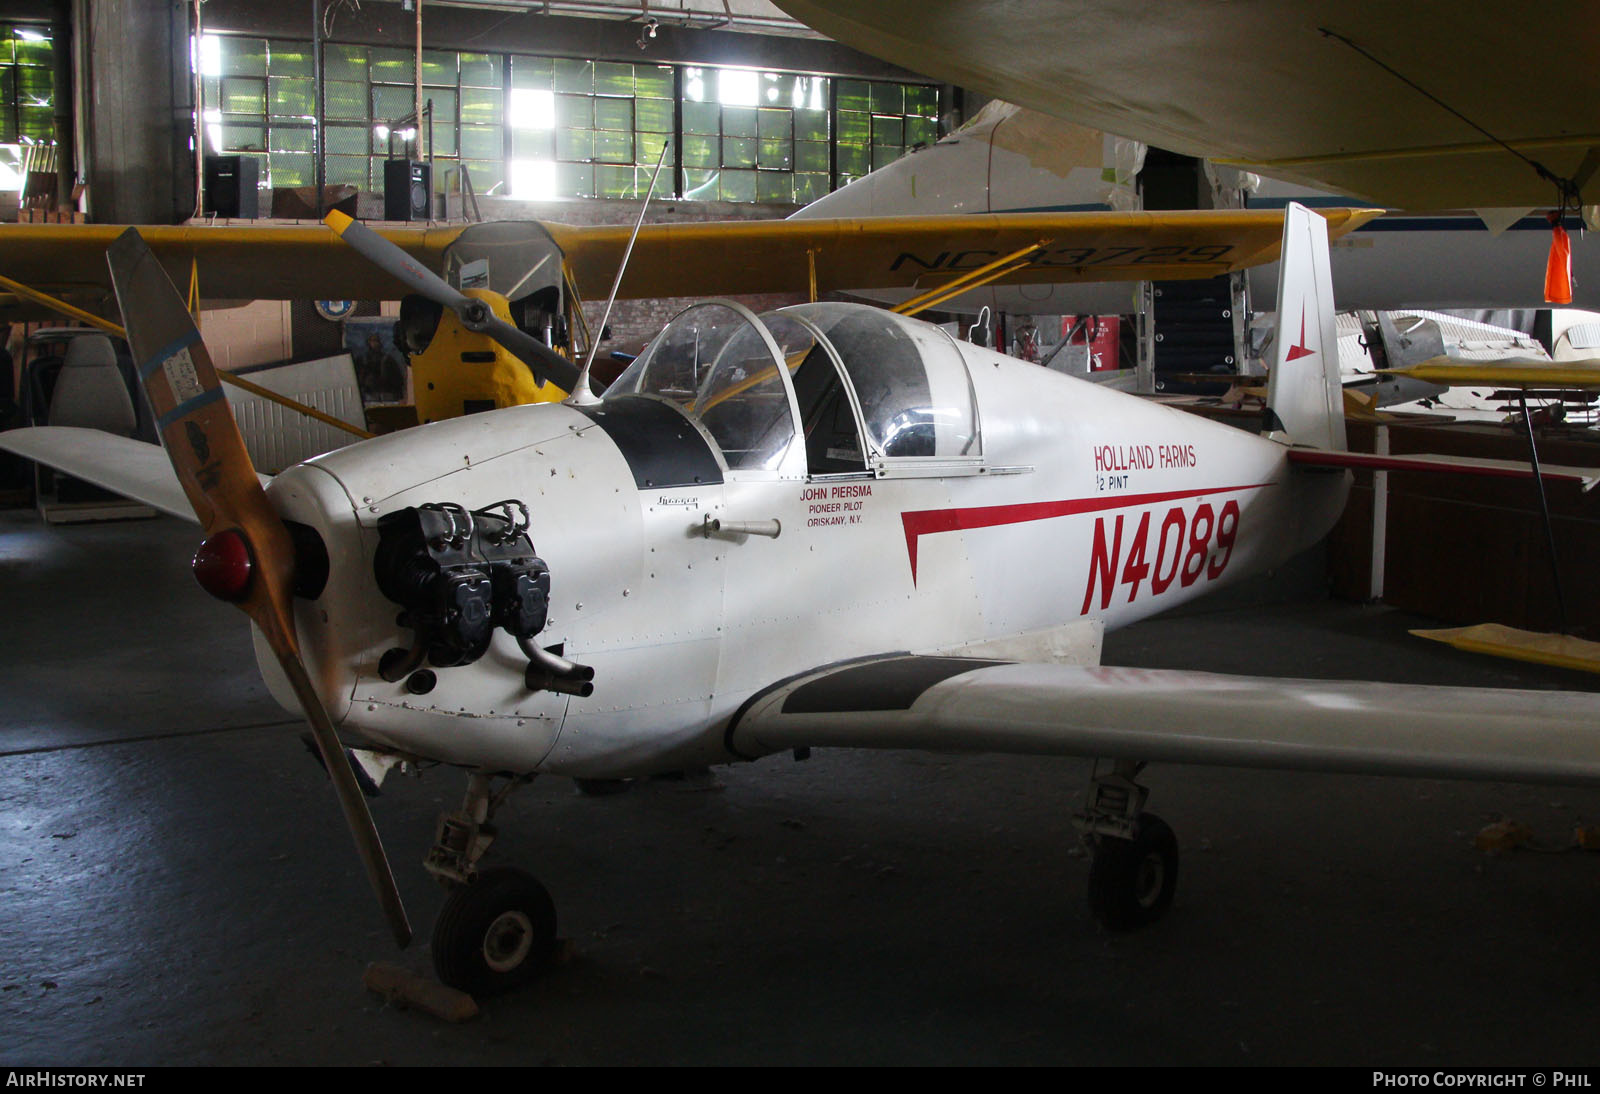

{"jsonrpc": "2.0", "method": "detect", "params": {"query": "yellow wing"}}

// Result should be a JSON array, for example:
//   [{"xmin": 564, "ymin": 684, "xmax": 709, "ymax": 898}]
[
  {"xmin": 549, "ymin": 208, "xmax": 1381, "ymax": 297},
  {"xmin": 0, "ymin": 208, "xmax": 1379, "ymax": 316},
  {"xmin": 1379, "ymin": 356, "xmax": 1600, "ymax": 391},
  {"xmin": 1413, "ymin": 624, "xmax": 1600, "ymax": 676},
  {"xmin": 0, "ymin": 222, "xmax": 466, "ymax": 306}
]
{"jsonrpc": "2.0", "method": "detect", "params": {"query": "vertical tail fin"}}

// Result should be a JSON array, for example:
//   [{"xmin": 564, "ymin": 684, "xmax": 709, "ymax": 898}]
[{"xmin": 1264, "ymin": 202, "xmax": 1345, "ymax": 451}]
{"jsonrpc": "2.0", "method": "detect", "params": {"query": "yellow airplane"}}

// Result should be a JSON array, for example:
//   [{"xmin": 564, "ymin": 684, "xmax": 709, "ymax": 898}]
[{"xmin": 1, "ymin": 208, "xmax": 1377, "ymax": 430}]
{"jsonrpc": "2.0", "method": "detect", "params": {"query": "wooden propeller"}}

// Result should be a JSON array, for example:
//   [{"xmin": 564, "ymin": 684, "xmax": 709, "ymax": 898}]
[{"xmin": 106, "ymin": 228, "xmax": 412, "ymax": 949}]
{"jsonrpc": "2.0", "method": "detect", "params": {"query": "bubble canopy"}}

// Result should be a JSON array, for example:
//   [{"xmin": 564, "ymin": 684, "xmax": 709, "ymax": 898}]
[{"xmin": 604, "ymin": 300, "xmax": 980, "ymax": 474}]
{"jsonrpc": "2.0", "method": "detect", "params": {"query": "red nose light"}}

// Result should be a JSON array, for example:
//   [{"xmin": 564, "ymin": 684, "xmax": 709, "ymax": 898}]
[{"xmin": 193, "ymin": 529, "xmax": 254, "ymax": 602}]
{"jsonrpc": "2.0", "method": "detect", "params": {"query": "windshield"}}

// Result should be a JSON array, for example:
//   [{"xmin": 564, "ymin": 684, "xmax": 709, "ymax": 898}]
[{"xmin": 606, "ymin": 302, "xmax": 798, "ymax": 471}]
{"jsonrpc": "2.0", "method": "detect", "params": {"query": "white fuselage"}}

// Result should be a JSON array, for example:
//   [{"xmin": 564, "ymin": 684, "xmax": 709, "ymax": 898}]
[{"xmin": 260, "ymin": 325, "xmax": 1345, "ymax": 778}]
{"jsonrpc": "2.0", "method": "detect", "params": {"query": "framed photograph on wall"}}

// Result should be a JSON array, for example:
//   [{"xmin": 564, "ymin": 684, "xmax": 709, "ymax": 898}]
[{"xmin": 343, "ymin": 316, "xmax": 410, "ymax": 406}]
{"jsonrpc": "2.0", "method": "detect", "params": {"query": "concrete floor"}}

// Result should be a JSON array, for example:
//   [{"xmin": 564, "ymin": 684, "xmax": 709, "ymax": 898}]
[{"xmin": 4, "ymin": 509, "xmax": 1600, "ymax": 1065}]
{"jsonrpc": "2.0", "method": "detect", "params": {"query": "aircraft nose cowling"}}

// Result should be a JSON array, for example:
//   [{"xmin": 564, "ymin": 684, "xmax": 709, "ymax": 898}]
[{"xmin": 258, "ymin": 401, "xmax": 646, "ymax": 772}]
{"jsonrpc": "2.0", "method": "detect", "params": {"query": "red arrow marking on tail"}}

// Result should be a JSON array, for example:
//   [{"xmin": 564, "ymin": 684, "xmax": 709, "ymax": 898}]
[{"xmin": 1285, "ymin": 303, "xmax": 1315, "ymax": 361}]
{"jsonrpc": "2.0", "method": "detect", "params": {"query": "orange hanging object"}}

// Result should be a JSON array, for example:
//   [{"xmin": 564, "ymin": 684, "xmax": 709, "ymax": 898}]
[{"xmin": 1546, "ymin": 212, "xmax": 1573, "ymax": 305}]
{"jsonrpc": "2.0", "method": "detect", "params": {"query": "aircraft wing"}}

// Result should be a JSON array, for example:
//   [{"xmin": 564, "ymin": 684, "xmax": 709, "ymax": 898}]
[
  {"xmin": 1283, "ymin": 448, "xmax": 1600, "ymax": 492},
  {"xmin": 771, "ymin": 1, "xmax": 1600, "ymax": 210},
  {"xmin": 0, "ymin": 208, "xmax": 1379, "ymax": 315},
  {"xmin": 546, "ymin": 209, "xmax": 1382, "ymax": 297},
  {"xmin": 727, "ymin": 654, "xmax": 1600, "ymax": 786},
  {"xmin": 0, "ymin": 222, "xmax": 467, "ymax": 306},
  {"xmin": 0, "ymin": 426, "xmax": 269, "ymax": 523},
  {"xmin": 1378, "ymin": 357, "xmax": 1600, "ymax": 390}
]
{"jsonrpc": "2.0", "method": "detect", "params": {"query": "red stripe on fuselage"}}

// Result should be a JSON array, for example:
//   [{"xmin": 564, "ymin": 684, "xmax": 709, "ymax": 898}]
[{"xmin": 900, "ymin": 482, "xmax": 1272, "ymax": 583}]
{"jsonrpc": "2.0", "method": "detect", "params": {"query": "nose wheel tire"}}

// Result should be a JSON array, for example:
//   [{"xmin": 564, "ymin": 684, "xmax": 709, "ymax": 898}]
[
  {"xmin": 1087, "ymin": 813, "xmax": 1178, "ymax": 931},
  {"xmin": 432, "ymin": 866, "xmax": 558, "ymax": 995}
]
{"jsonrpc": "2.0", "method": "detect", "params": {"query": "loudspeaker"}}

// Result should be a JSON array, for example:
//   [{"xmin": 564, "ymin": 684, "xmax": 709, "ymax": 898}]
[
  {"xmin": 203, "ymin": 155, "xmax": 259, "ymax": 219},
  {"xmin": 384, "ymin": 159, "xmax": 432, "ymax": 221}
]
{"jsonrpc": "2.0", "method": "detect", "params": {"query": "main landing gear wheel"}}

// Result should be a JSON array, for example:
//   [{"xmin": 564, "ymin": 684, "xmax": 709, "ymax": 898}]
[
  {"xmin": 432, "ymin": 867, "xmax": 558, "ymax": 995},
  {"xmin": 1087, "ymin": 813, "xmax": 1178, "ymax": 931}
]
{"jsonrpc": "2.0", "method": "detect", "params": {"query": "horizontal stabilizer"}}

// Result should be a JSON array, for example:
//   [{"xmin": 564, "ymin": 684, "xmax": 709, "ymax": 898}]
[
  {"xmin": 1379, "ymin": 356, "xmax": 1600, "ymax": 391},
  {"xmin": 728, "ymin": 655, "xmax": 1600, "ymax": 786},
  {"xmin": 1285, "ymin": 447, "xmax": 1600, "ymax": 492},
  {"xmin": 0, "ymin": 426, "xmax": 270, "ymax": 522},
  {"xmin": 1413, "ymin": 624, "xmax": 1600, "ymax": 676}
]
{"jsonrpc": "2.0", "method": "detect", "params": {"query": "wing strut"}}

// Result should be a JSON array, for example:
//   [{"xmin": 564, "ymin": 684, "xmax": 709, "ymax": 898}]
[
  {"xmin": 1513, "ymin": 391, "xmax": 1569, "ymax": 631},
  {"xmin": 892, "ymin": 238, "xmax": 1051, "ymax": 317}
]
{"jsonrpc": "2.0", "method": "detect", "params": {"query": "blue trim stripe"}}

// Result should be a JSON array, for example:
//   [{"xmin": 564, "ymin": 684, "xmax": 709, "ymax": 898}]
[
  {"xmin": 982, "ymin": 202, "xmax": 1115, "ymax": 214},
  {"xmin": 138, "ymin": 329, "xmax": 203, "ymax": 380},
  {"xmin": 1244, "ymin": 195, "xmax": 1369, "ymax": 210},
  {"xmin": 1242, "ymin": 196, "xmax": 1583, "ymax": 232},
  {"xmin": 157, "ymin": 386, "xmax": 224, "ymax": 430},
  {"xmin": 1358, "ymin": 216, "xmax": 1586, "ymax": 233}
]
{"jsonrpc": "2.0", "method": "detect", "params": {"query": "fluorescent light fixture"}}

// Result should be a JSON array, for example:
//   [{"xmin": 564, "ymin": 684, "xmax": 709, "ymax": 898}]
[
  {"xmin": 509, "ymin": 88, "xmax": 554, "ymax": 130},
  {"xmin": 15, "ymin": 28, "xmax": 48, "ymax": 42}
]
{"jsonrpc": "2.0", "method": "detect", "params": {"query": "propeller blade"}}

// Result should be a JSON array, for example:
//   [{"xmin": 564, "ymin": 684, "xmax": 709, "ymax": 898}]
[
  {"xmin": 105, "ymin": 228, "xmax": 412, "ymax": 949},
  {"xmin": 324, "ymin": 209, "xmax": 471, "ymax": 312},
  {"xmin": 323, "ymin": 211, "xmax": 580, "ymax": 392},
  {"xmin": 477, "ymin": 312, "xmax": 582, "ymax": 392}
]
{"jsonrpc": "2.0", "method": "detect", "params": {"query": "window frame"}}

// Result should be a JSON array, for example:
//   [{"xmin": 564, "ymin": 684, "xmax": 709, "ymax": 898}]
[{"xmin": 195, "ymin": 32, "xmax": 940, "ymax": 207}]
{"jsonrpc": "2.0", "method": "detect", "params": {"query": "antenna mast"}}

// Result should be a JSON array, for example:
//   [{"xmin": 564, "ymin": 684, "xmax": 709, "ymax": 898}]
[{"xmin": 567, "ymin": 141, "xmax": 672, "ymax": 405}]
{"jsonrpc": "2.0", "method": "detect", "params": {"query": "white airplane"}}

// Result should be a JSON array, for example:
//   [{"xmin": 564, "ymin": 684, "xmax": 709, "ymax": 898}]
[
  {"xmin": 794, "ymin": 102, "xmax": 1597, "ymax": 314},
  {"xmin": 771, "ymin": 1, "xmax": 1600, "ymax": 212},
  {"xmin": 7, "ymin": 204, "xmax": 1600, "ymax": 1000}
]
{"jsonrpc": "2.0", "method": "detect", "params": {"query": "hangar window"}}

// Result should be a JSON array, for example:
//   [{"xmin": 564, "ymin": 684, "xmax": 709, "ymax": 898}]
[
  {"xmin": 192, "ymin": 30, "xmax": 940, "ymax": 209},
  {"xmin": 0, "ymin": 22, "xmax": 55, "ymax": 191}
]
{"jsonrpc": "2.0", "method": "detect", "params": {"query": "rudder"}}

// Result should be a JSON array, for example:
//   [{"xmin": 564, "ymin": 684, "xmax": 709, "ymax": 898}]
[{"xmin": 1264, "ymin": 202, "xmax": 1345, "ymax": 452}]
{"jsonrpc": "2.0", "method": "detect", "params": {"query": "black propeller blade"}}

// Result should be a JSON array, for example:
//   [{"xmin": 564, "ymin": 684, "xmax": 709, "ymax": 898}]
[{"xmin": 324, "ymin": 211, "xmax": 581, "ymax": 392}]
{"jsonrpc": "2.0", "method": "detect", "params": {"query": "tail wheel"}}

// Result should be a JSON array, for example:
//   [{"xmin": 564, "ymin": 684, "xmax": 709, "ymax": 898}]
[
  {"xmin": 432, "ymin": 867, "xmax": 557, "ymax": 995},
  {"xmin": 1087, "ymin": 813, "xmax": 1179, "ymax": 931}
]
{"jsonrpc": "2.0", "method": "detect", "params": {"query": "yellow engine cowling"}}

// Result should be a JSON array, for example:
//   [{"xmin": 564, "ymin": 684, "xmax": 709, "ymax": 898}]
[{"xmin": 410, "ymin": 288, "xmax": 568, "ymax": 423}]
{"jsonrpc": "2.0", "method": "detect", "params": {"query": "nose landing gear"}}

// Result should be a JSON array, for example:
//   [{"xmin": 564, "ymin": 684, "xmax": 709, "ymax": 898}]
[
  {"xmin": 425, "ymin": 773, "xmax": 558, "ymax": 995},
  {"xmin": 432, "ymin": 866, "xmax": 558, "ymax": 996},
  {"xmin": 1075, "ymin": 760, "xmax": 1180, "ymax": 931}
]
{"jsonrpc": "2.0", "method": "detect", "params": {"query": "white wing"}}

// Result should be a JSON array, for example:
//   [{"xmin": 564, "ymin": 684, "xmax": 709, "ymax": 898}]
[
  {"xmin": 727, "ymin": 655, "xmax": 1600, "ymax": 786},
  {"xmin": 0, "ymin": 426, "xmax": 270, "ymax": 523}
]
